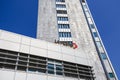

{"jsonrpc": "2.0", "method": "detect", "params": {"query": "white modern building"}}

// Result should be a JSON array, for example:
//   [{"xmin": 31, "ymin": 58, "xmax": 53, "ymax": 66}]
[{"xmin": 0, "ymin": 0, "xmax": 118, "ymax": 80}]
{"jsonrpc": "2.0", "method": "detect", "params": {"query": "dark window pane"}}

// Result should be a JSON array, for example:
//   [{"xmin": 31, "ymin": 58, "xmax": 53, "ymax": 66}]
[
  {"xmin": 57, "ymin": 10, "xmax": 67, "ymax": 14},
  {"xmin": 82, "ymin": 0, "xmax": 85, "ymax": 3},
  {"xmin": 58, "ymin": 24, "xmax": 70, "ymax": 29},
  {"xmin": 90, "ymin": 24, "xmax": 95, "ymax": 29},
  {"xmin": 93, "ymin": 32, "xmax": 98, "ymax": 37},
  {"xmin": 48, "ymin": 63, "xmax": 54, "ymax": 70},
  {"xmin": 59, "ymin": 32, "xmax": 72, "ymax": 37},
  {"xmin": 28, "ymin": 68, "xmax": 36, "ymax": 72},
  {"xmin": 17, "ymin": 66, "xmax": 26, "ymax": 71},
  {"xmin": 56, "ymin": 4, "xmax": 66, "ymax": 8},
  {"xmin": 56, "ymin": 71, "xmax": 63, "ymax": 75},
  {"xmin": 109, "ymin": 73, "xmax": 114, "ymax": 78},
  {"xmin": 57, "ymin": 17, "xmax": 68, "ymax": 21},
  {"xmin": 56, "ymin": 65, "xmax": 62, "ymax": 71},
  {"xmin": 48, "ymin": 70, "xmax": 54, "ymax": 74},
  {"xmin": 56, "ymin": 0, "xmax": 65, "ymax": 2}
]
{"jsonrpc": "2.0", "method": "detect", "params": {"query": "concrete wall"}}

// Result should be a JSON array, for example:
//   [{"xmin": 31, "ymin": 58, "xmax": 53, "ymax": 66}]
[
  {"xmin": 0, "ymin": 70, "xmax": 78, "ymax": 80},
  {"xmin": 37, "ymin": 0, "xmax": 58, "ymax": 42}
]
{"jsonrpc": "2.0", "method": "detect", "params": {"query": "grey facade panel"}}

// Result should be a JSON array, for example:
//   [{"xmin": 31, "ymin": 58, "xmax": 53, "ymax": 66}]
[{"xmin": 37, "ymin": 0, "xmax": 58, "ymax": 42}]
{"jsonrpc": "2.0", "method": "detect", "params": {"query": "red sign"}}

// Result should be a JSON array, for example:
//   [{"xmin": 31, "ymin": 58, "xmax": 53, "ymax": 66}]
[{"xmin": 73, "ymin": 43, "xmax": 78, "ymax": 49}]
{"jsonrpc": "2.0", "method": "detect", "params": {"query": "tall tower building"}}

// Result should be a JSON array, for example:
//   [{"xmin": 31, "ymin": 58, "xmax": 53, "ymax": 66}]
[
  {"xmin": 37, "ymin": 0, "xmax": 118, "ymax": 80},
  {"xmin": 0, "ymin": 0, "xmax": 118, "ymax": 80}
]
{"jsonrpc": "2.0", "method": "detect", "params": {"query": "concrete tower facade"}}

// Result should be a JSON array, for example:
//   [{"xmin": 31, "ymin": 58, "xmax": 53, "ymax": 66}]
[{"xmin": 37, "ymin": 0, "xmax": 118, "ymax": 80}]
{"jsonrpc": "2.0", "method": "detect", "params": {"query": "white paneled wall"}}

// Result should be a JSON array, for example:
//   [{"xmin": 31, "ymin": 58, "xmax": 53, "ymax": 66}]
[
  {"xmin": 63, "ymin": 54, "xmax": 75, "ymax": 62},
  {"xmin": 21, "ymin": 36, "xmax": 31, "ymax": 45},
  {"xmin": 48, "ymin": 43, "xmax": 61, "ymax": 52},
  {"xmin": 0, "ymin": 70, "xmax": 15, "ymax": 80},
  {"xmin": 20, "ymin": 44, "xmax": 30, "ymax": 53},
  {"xmin": 48, "ymin": 50, "xmax": 62, "ymax": 60},
  {"xmin": 30, "ymin": 47, "xmax": 47, "ymax": 57},
  {"xmin": 15, "ymin": 72, "xmax": 27, "ymax": 80},
  {"xmin": 0, "ymin": 31, "xmax": 21, "ymax": 43},
  {"xmin": 27, "ymin": 73, "xmax": 47, "ymax": 80},
  {"xmin": 30, "ymin": 38, "xmax": 47, "ymax": 49},
  {"xmin": 0, "ymin": 39, "xmax": 20, "ymax": 52},
  {"xmin": 0, "ymin": 30, "xmax": 88, "ymax": 65},
  {"xmin": 0, "ymin": 30, "xmax": 90, "ymax": 80}
]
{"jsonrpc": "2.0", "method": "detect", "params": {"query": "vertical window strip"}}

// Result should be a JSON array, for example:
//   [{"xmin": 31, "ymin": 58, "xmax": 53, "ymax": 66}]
[{"xmin": 81, "ymin": 2, "xmax": 117, "ymax": 80}]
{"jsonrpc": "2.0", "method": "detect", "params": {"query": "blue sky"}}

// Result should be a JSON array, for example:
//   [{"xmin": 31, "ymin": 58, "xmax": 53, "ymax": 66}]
[{"xmin": 0, "ymin": 0, "xmax": 119, "ymax": 79}]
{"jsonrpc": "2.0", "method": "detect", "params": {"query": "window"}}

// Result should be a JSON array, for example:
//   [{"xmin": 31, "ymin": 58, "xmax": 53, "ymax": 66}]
[
  {"xmin": 101, "ymin": 53, "xmax": 107, "ymax": 59},
  {"xmin": 58, "ymin": 24, "xmax": 70, "ymax": 29},
  {"xmin": 96, "ymin": 41, "xmax": 105, "ymax": 53},
  {"xmin": 47, "ymin": 59, "xmax": 63, "ymax": 75},
  {"xmin": 57, "ymin": 10, "xmax": 67, "ymax": 14},
  {"xmin": 56, "ymin": 0, "xmax": 65, "ymax": 2},
  {"xmin": 93, "ymin": 32, "xmax": 98, "ymax": 37},
  {"xmin": 59, "ymin": 32, "xmax": 71, "ymax": 37},
  {"xmin": 96, "ymin": 41, "xmax": 102, "ymax": 47},
  {"xmin": 83, "ymin": 5, "xmax": 87, "ymax": 10},
  {"xmin": 108, "ymin": 73, "xmax": 114, "ymax": 78},
  {"xmin": 90, "ymin": 24, "xmax": 95, "ymax": 29},
  {"xmin": 59, "ymin": 32, "xmax": 63, "ymax": 37},
  {"xmin": 88, "ymin": 17, "xmax": 93, "ymax": 24},
  {"xmin": 56, "ymin": 4, "xmax": 66, "ymax": 8},
  {"xmin": 56, "ymin": 64, "xmax": 63, "ymax": 75},
  {"xmin": 56, "ymin": 65, "xmax": 62, "ymax": 71},
  {"xmin": 57, "ymin": 17, "xmax": 68, "ymax": 21},
  {"xmin": 55, "ymin": 61, "xmax": 63, "ymax": 75},
  {"xmin": 68, "ymin": 32, "xmax": 72, "ymax": 37},
  {"xmin": 86, "ymin": 11, "xmax": 90, "ymax": 17},
  {"xmin": 48, "ymin": 63, "xmax": 54, "ymax": 70},
  {"xmin": 48, "ymin": 63, "xmax": 54, "ymax": 74}
]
